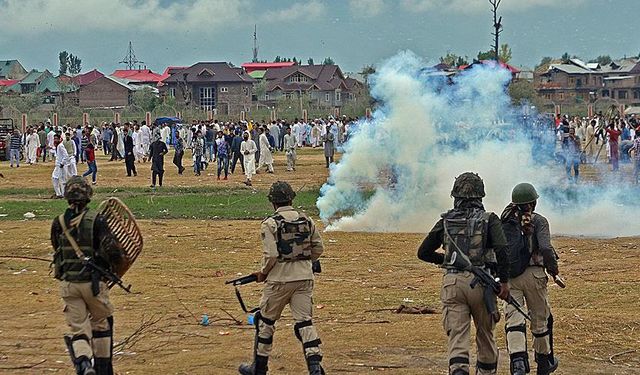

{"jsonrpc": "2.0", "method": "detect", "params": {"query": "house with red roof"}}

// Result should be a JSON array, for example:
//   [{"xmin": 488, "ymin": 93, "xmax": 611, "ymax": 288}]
[{"xmin": 459, "ymin": 60, "xmax": 521, "ymax": 80}]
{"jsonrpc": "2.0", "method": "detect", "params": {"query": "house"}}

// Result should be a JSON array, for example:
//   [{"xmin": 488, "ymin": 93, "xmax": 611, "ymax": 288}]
[
  {"xmin": 535, "ymin": 58, "xmax": 640, "ymax": 106},
  {"xmin": 241, "ymin": 62, "xmax": 296, "ymax": 74},
  {"xmin": 5, "ymin": 70, "xmax": 48, "ymax": 94},
  {"xmin": 459, "ymin": 60, "xmax": 521, "ymax": 80},
  {"xmin": 0, "ymin": 60, "xmax": 28, "ymax": 80},
  {"xmin": 161, "ymin": 62, "xmax": 255, "ymax": 114},
  {"xmin": 158, "ymin": 66, "xmax": 187, "ymax": 87},
  {"xmin": 260, "ymin": 64, "xmax": 363, "ymax": 108},
  {"xmin": 71, "ymin": 75, "xmax": 135, "ymax": 108},
  {"xmin": 71, "ymin": 69, "xmax": 104, "ymax": 86},
  {"xmin": 111, "ymin": 69, "xmax": 164, "ymax": 86}
]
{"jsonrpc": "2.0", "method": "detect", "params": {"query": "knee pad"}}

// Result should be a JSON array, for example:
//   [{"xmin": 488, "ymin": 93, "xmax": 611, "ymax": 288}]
[
  {"xmin": 510, "ymin": 351, "xmax": 530, "ymax": 374},
  {"xmin": 92, "ymin": 316, "xmax": 114, "ymax": 359}
]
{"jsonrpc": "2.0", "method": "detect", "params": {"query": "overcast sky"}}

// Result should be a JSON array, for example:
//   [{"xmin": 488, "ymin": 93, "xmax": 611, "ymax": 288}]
[{"xmin": 0, "ymin": 0, "xmax": 638, "ymax": 75}]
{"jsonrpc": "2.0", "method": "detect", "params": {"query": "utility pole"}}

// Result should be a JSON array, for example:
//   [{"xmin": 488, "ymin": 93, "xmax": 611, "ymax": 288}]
[
  {"xmin": 489, "ymin": 0, "xmax": 502, "ymax": 62},
  {"xmin": 252, "ymin": 25, "xmax": 259, "ymax": 63},
  {"xmin": 119, "ymin": 41, "xmax": 144, "ymax": 70}
]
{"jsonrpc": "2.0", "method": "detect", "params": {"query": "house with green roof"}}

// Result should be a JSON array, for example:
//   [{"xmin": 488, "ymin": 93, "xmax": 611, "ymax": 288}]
[{"xmin": 0, "ymin": 60, "xmax": 27, "ymax": 80}]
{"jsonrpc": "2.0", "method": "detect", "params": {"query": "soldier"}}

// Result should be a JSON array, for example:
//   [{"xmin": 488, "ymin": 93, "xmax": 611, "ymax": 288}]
[
  {"xmin": 501, "ymin": 183, "xmax": 559, "ymax": 375},
  {"xmin": 51, "ymin": 176, "xmax": 123, "ymax": 375},
  {"xmin": 417, "ymin": 172, "xmax": 511, "ymax": 375},
  {"xmin": 239, "ymin": 181, "xmax": 325, "ymax": 375}
]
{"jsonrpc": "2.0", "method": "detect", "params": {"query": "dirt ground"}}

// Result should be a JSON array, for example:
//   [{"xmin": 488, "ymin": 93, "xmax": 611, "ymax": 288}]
[
  {"xmin": 1, "ymin": 220, "xmax": 639, "ymax": 374},
  {"xmin": 0, "ymin": 148, "xmax": 332, "ymax": 192},
  {"xmin": 1, "ymin": 149, "xmax": 639, "ymax": 374}
]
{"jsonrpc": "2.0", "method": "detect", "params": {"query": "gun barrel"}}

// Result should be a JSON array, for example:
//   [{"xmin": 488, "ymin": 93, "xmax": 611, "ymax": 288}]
[{"xmin": 225, "ymin": 274, "xmax": 258, "ymax": 286}]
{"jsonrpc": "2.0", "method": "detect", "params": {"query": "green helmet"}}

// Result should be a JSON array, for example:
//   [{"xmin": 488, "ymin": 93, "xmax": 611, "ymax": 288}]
[
  {"xmin": 64, "ymin": 176, "xmax": 93, "ymax": 203},
  {"xmin": 268, "ymin": 181, "xmax": 296, "ymax": 204},
  {"xmin": 511, "ymin": 183, "xmax": 539, "ymax": 205},
  {"xmin": 451, "ymin": 172, "xmax": 485, "ymax": 198}
]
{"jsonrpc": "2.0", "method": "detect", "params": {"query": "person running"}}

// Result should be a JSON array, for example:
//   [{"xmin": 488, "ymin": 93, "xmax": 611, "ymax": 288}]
[
  {"xmin": 215, "ymin": 131, "xmax": 230, "ymax": 180},
  {"xmin": 173, "ymin": 131, "xmax": 186, "ymax": 175},
  {"xmin": 82, "ymin": 139, "xmax": 98, "ymax": 185}
]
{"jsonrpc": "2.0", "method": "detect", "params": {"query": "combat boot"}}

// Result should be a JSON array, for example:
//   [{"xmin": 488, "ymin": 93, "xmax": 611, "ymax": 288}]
[
  {"xmin": 535, "ymin": 353, "xmax": 558, "ymax": 375},
  {"xmin": 306, "ymin": 355, "xmax": 325, "ymax": 375},
  {"xmin": 451, "ymin": 369, "xmax": 469, "ymax": 375},
  {"xmin": 75, "ymin": 356, "xmax": 96, "ymax": 375},
  {"xmin": 238, "ymin": 355, "xmax": 268, "ymax": 375},
  {"xmin": 94, "ymin": 358, "xmax": 113, "ymax": 375},
  {"xmin": 511, "ymin": 358, "xmax": 528, "ymax": 375}
]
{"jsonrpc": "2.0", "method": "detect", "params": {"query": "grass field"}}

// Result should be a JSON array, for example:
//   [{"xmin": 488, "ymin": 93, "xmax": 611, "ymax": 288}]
[{"xmin": 0, "ymin": 148, "xmax": 639, "ymax": 374}]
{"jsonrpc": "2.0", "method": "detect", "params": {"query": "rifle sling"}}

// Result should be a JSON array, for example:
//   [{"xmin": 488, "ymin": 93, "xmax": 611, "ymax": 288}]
[
  {"xmin": 58, "ymin": 213, "xmax": 88, "ymax": 261},
  {"xmin": 234, "ymin": 286, "xmax": 259, "ymax": 314}
]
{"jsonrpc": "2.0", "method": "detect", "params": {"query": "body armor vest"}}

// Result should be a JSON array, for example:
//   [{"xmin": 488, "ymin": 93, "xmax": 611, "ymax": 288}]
[
  {"xmin": 273, "ymin": 213, "xmax": 312, "ymax": 262},
  {"xmin": 54, "ymin": 210, "xmax": 97, "ymax": 281},
  {"xmin": 442, "ymin": 209, "xmax": 496, "ymax": 269}
]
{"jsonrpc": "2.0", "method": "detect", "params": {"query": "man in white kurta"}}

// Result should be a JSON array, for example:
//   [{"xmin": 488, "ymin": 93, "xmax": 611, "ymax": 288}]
[
  {"xmin": 240, "ymin": 132, "xmax": 257, "ymax": 185},
  {"xmin": 63, "ymin": 133, "xmax": 78, "ymax": 177},
  {"xmin": 132, "ymin": 127, "xmax": 144, "ymax": 162},
  {"xmin": 47, "ymin": 129, "xmax": 56, "ymax": 161},
  {"xmin": 292, "ymin": 121, "xmax": 302, "ymax": 147},
  {"xmin": 52, "ymin": 134, "xmax": 68, "ymax": 198},
  {"xmin": 283, "ymin": 127, "xmax": 297, "ymax": 171},
  {"xmin": 116, "ymin": 125, "xmax": 125, "ymax": 159},
  {"xmin": 139, "ymin": 122, "xmax": 150, "ymax": 161},
  {"xmin": 26, "ymin": 129, "xmax": 39, "ymax": 164},
  {"xmin": 161, "ymin": 124, "xmax": 171, "ymax": 145},
  {"xmin": 257, "ymin": 127, "xmax": 274, "ymax": 173}
]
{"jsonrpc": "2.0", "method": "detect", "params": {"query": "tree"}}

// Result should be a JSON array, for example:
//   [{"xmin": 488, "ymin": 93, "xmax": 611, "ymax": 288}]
[
  {"xmin": 477, "ymin": 49, "xmax": 495, "ymax": 61},
  {"xmin": 440, "ymin": 53, "xmax": 468, "ymax": 67},
  {"xmin": 322, "ymin": 57, "xmax": 335, "ymax": 65},
  {"xmin": 131, "ymin": 87, "xmax": 159, "ymax": 112},
  {"xmin": 561, "ymin": 52, "xmax": 571, "ymax": 63},
  {"xmin": 536, "ymin": 56, "xmax": 553, "ymax": 70},
  {"xmin": 499, "ymin": 44, "xmax": 512, "ymax": 63},
  {"xmin": 589, "ymin": 55, "xmax": 612, "ymax": 65},
  {"xmin": 508, "ymin": 80, "xmax": 543, "ymax": 109},
  {"xmin": 360, "ymin": 64, "xmax": 376, "ymax": 85},
  {"xmin": 58, "ymin": 51, "xmax": 69, "ymax": 76},
  {"xmin": 489, "ymin": 0, "xmax": 503, "ymax": 61},
  {"xmin": 307, "ymin": 58, "xmax": 314, "ymax": 65},
  {"xmin": 68, "ymin": 54, "xmax": 82, "ymax": 75},
  {"xmin": 274, "ymin": 56, "xmax": 281, "ymax": 63}
]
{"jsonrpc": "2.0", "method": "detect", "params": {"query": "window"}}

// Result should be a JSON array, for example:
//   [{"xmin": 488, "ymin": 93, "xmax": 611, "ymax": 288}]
[
  {"xmin": 349, "ymin": 93, "xmax": 355, "ymax": 100},
  {"xmin": 168, "ymin": 88, "xmax": 176, "ymax": 98},
  {"xmin": 335, "ymin": 90, "xmax": 341, "ymax": 102},
  {"xmin": 558, "ymin": 92, "xmax": 565, "ymax": 101},
  {"xmin": 569, "ymin": 77, "xmax": 575, "ymax": 85},
  {"xmin": 199, "ymin": 87, "xmax": 215, "ymax": 110},
  {"xmin": 618, "ymin": 90, "xmax": 628, "ymax": 99},
  {"xmin": 634, "ymin": 90, "xmax": 640, "ymax": 99},
  {"xmin": 285, "ymin": 93, "xmax": 292, "ymax": 99},
  {"xmin": 576, "ymin": 78, "xmax": 582, "ymax": 87},
  {"xmin": 602, "ymin": 89, "xmax": 610, "ymax": 97},
  {"xmin": 220, "ymin": 87, "xmax": 228, "ymax": 93},
  {"xmin": 325, "ymin": 93, "xmax": 330, "ymax": 102},
  {"xmin": 265, "ymin": 93, "xmax": 270, "ymax": 101},
  {"xmin": 544, "ymin": 93, "xmax": 552, "ymax": 100},
  {"xmin": 289, "ymin": 73, "xmax": 308, "ymax": 83},
  {"xmin": 243, "ymin": 86, "xmax": 249, "ymax": 96}
]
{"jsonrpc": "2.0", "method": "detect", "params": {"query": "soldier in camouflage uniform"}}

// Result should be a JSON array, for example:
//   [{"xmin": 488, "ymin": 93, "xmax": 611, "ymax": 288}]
[
  {"xmin": 501, "ymin": 183, "xmax": 559, "ymax": 375},
  {"xmin": 239, "ymin": 181, "xmax": 325, "ymax": 375},
  {"xmin": 417, "ymin": 172, "xmax": 511, "ymax": 375},
  {"xmin": 51, "ymin": 176, "xmax": 123, "ymax": 375}
]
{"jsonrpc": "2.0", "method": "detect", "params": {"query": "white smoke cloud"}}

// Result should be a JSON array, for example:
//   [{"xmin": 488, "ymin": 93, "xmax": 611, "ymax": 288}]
[{"xmin": 317, "ymin": 51, "xmax": 635, "ymax": 238}]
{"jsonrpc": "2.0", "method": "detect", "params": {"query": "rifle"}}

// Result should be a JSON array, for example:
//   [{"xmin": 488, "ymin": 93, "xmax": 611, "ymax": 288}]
[
  {"xmin": 80, "ymin": 257, "xmax": 132, "ymax": 294},
  {"xmin": 443, "ymin": 221, "xmax": 531, "ymax": 322},
  {"xmin": 225, "ymin": 273, "xmax": 258, "ymax": 286}
]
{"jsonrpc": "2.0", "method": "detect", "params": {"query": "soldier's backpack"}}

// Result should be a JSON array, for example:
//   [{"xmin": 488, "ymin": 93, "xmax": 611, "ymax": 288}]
[
  {"xmin": 273, "ymin": 214, "xmax": 313, "ymax": 262},
  {"xmin": 502, "ymin": 215, "xmax": 532, "ymax": 278}
]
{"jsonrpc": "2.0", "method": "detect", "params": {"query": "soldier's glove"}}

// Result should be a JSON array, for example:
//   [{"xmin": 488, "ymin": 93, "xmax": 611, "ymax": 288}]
[
  {"xmin": 252, "ymin": 272, "xmax": 267, "ymax": 283},
  {"xmin": 498, "ymin": 282, "xmax": 510, "ymax": 301}
]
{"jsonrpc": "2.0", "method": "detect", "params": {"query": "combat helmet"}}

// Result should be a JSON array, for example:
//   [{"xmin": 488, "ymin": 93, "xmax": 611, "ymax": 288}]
[
  {"xmin": 268, "ymin": 181, "xmax": 296, "ymax": 204},
  {"xmin": 511, "ymin": 183, "xmax": 539, "ymax": 205},
  {"xmin": 64, "ymin": 176, "xmax": 93, "ymax": 203},
  {"xmin": 451, "ymin": 172, "xmax": 485, "ymax": 199}
]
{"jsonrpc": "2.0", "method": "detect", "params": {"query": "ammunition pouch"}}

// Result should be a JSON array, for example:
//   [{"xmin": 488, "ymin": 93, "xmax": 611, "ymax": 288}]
[{"xmin": 273, "ymin": 214, "xmax": 313, "ymax": 262}]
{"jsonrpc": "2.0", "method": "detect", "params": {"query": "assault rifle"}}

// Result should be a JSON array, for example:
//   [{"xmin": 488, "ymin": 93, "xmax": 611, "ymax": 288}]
[
  {"xmin": 80, "ymin": 257, "xmax": 132, "ymax": 294},
  {"xmin": 225, "ymin": 273, "xmax": 258, "ymax": 286}
]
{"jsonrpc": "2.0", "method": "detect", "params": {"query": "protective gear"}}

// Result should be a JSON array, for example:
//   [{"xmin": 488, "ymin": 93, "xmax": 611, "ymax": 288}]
[
  {"xmin": 511, "ymin": 183, "xmax": 539, "ymax": 205},
  {"xmin": 65, "ymin": 335, "xmax": 96, "ymax": 375},
  {"xmin": 273, "ymin": 214, "xmax": 312, "ymax": 262},
  {"xmin": 267, "ymin": 181, "xmax": 296, "ymax": 204},
  {"xmin": 442, "ymin": 209, "xmax": 495, "ymax": 268},
  {"xmin": 239, "ymin": 311, "xmax": 270, "ymax": 375},
  {"xmin": 295, "ymin": 320, "xmax": 324, "ymax": 375},
  {"xmin": 54, "ymin": 210, "xmax": 98, "ymax": 282},
  {"xmin": 510, "ymin": 352, "xmax": 530, "ymax": 375},
  {"xmin": 535, "ymin": 353, "xmax": 558, "ymax": 375},
  {"xmin": 451, "ymin": 370, "xmax": 469, "ymax": 375},
  {"xmin": 64, "ymin": 176, "xmax": 93, "ymax": 203},
  {"xmin": 92, "ymin": 316, "xmax": 114, "ymax": 375},
  {"xmin": 450, "ymin": 172, "xmax": 485, "ymax": 198},
  {"xmin": 306, "ymin": 354, "xmax": 325, "ymax": 375}
]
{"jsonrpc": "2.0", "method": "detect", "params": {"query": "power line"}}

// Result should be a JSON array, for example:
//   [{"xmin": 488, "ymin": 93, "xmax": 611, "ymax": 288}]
[{"xmin": 119, "ymin": 41, "xmax": 144, "ymax": 70}]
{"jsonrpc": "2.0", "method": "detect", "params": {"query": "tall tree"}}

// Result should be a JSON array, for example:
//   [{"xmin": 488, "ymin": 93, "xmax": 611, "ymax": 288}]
[
  {"xmin": 307, "ymin": 58, "xmax": 314, "ymax": 65},
  {"xmin": 360, "ymin": 64, "xmax": 376, "ymax": 84},
  {"xmin": 489, "ymin": 0, "xmax": 503, "ymax": 62},
  {"xmin": 561, "ymin": 52, "xmax": 571, "ymax": 63},
  {"xmin": 536, "ymin": 56, "xmax": 553, "ymax": 70},
  {"xmin": 477, "ymin": 49, "xmax": 495, "ymax": 61},
  {"xmin": 68, "ymin": 54, "xmax": 82, "ymax": 75},
  {"xmin": 322, "ymin": 57, "xmax": 335, "ymax": 65},
  {"xmin": 274, "ymin": 56, "xmax": 281, "ymax": 62},
  {"xmin": 58, "ymin": 51, "xmax": 69, "ymax": 76},
  {"xmin": 589, "ymin": 55, "xmax": 612, "ymax": 65},
  {"xmin": 439, "ymin": 53, "xmax": 468, "ymax": 67}
]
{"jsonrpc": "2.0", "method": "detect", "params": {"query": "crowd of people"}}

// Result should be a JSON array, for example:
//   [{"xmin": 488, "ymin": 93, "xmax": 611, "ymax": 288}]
[
  {"xmin": 3, "ymin": 116, "xmax": 358, "ymax": 196},
  {"xmin": 554, "ymin": 112, "xmax": 640, "ymax": 182}
]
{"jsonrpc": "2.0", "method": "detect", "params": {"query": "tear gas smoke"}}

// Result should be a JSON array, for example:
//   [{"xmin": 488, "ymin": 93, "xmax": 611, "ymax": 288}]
[{"xmin": 317, "ymin": 51, "xmax": 635, "ymax": 237}]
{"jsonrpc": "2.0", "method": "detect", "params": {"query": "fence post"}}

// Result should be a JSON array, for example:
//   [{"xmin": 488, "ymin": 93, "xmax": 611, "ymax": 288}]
[
  {"xmin": 21, "ymin": 114, "xmax": 27, "ymax": 133},
  {"xmin": 53, "ymin": 112, "xmax": 59, "ymax": 127},
  {"xmin": 145, "ymin": 112, "xmax": 151, "ymax": 126},
  {"xmin": 82, "ymin": 112, "xmax": 90, "ymax": 125},
  {"xmin": 114, "ymin": 112, "xmax": 121, "ymax": 124},
  {"xmin": 302, "ymin": 109, "xmax": 308, "ymax": 123}
]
